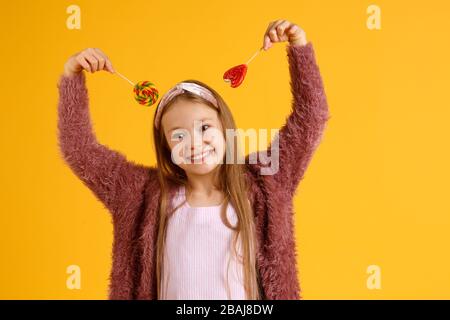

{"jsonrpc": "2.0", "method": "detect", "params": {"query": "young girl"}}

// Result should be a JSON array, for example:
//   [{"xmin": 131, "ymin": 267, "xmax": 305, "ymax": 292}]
[{"xmin": 57, "ymin": 19, "xmax": 330, "ymax": 300}]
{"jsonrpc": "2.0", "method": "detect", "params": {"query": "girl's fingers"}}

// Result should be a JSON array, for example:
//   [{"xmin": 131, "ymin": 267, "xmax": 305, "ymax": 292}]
[
  {"xmin": 263, "ymin": 20, "xmax": 304, "ymax": 49},
  {"xmin": 287, "ymin": 24, "xmax": 306, "ymax": 44},
  {"xmin": 286, "ymin": 24, "xmax": 299, "ymax": 37},
  {"xmin": 270, "ymin": 20, "xmax": 285, "ymax": 42},
  {"xmin": 84, "ymin": 53, "xmax": 99, "ymax": 73},
  {"xmin": 263, "ymin": 35, "xmax": 272, "ymax": 50},
  {"xmin": 263, "ymin": 21, "xmax": 277, "ymax": 50},
  {"xmin": 94, "ymin": 48, "xmax": 115, "ymax": 73},
  {"xmin": 273, "ymin": 20, "xmax": 287, "ymax": 38},
  {"xmin": 105, "ymin": 60, "xmax": 115, "ymax": 73},
  {"xmin": 264, "ymin": 20, "xmax": 277, "ymax": 37},
  {"xmin": 268, "ymin": 20, "xmax": 285, "ymax": 43},
  {"xmin": 91, "ymin": 50, "xmax": 106, "ymax": 72},
  {"xmin": 268, "ymin": 28, "xmax": 279, "ymax": 43},
  {"xmin": 276, "ymin": 20, "xmax": 291, "ymax": 41},
  {"xmin": 75, "ymin": 55, "xmax": 91, "ymax": 73},
  {"xmin": 69, "ymin": 48, "xmax": 114, "ymax": 75}
]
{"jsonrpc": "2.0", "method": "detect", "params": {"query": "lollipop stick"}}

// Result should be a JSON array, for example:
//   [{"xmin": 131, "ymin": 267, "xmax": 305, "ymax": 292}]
[
  {"xmin": 245, "ymin": 47, "xmax": 264, "ymax": 65},
  {"xmin": 115, "ymin": 71, "xmax": 135, "ymax": 87}
]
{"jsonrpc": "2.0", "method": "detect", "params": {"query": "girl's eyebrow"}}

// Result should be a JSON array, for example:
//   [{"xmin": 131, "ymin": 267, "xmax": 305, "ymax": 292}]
[{"xmin": 169, "ymin": 118, "xmax": 214, "ymax": 132}]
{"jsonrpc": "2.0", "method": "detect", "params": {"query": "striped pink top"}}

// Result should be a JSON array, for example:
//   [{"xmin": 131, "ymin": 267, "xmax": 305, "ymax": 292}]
[{"xmin": 160, "ymin": 185, "xmax": 246, "ymax": 300}]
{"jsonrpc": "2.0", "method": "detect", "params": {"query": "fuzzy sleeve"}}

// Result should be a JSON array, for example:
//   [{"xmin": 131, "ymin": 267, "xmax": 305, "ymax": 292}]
[
  {"xmin": 57, "ymin": 71, "xmax": 154, "ymax": 215},
  {"xmin": 246, "ymin": 41, "xmax": 331, "ymax": 197}
]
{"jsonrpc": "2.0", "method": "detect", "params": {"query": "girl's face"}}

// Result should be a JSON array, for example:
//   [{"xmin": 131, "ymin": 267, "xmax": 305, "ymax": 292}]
[{"xmin": 161, "ymin": 100, "xmax": 226, "ymax": 176}]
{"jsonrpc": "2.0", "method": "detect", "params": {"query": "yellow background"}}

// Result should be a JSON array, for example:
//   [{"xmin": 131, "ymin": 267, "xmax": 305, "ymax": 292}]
[{"xmin": 1, "ymin": 0, "xmax": 449, "ymax": 299}]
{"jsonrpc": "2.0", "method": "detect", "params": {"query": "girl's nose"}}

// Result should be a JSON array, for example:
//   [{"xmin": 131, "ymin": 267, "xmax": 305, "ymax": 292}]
[{"xmin": 190, "ymin": 132, "xmax": 204, "ymax": 149}]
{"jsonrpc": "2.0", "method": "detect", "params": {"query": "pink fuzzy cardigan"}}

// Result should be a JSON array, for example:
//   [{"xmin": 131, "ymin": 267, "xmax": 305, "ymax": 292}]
[{"xmin": 57, "ymin": 42, "xmax": 330, "ymax": 300}]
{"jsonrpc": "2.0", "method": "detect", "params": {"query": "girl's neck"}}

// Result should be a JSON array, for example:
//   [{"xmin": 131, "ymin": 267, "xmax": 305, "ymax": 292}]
[
  {"xmin": 185, "ymin": 171, "xmax": 220, "ymax": 194},
  {"xmin": 184, "ymin": 171, "xmax": 225, "ymax": 207}
]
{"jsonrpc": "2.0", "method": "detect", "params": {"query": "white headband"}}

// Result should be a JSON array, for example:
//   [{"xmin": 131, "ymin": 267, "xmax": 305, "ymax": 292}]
[{"xmin": 154, "ymin": 82, "xmax": 219, "ymax": 129}]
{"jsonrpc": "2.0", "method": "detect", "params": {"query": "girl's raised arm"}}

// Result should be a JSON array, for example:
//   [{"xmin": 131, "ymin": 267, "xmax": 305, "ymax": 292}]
[
  {"xmin": 246, "ymin": 22, "xmax": 331, "ymax": 197},
  {"xmin": 273, "ymin": 41, "xmax": 330, "ymax": 195},
  {"xmin": 57, "ymin": 48, "xmax": 156, "ymax": 216}
]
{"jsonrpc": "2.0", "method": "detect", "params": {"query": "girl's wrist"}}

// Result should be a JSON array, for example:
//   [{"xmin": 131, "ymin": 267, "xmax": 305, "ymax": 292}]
[
  {"xmin": 63, "ymin": 68, "xmax": 79, "ymax": 77},
  {"xmin": 289, "ymin": 38, "xmax": 308, "ymax": 46},
  {"xmin": 288, "ymin": 31, "xmax": 308, "ymax": 46}
]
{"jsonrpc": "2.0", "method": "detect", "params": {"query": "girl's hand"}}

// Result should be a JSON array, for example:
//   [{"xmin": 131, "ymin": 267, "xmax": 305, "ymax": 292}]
[
  {"xmin": 63, "ymin": 48, "xmax": 115, "ymax": 77},
  {"xmin": 263, "ymin": 19, "xmax": 307, "ymax": 50}
]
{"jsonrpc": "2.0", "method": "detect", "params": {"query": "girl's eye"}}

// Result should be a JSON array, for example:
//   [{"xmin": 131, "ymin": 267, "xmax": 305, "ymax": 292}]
[
  {"xmin": 202, "ymin": 124, "xmax": 210, "ymax": 131},
  {"xmin": 172, "ymin": 133, "xmax": 184, "ymax": 141}
]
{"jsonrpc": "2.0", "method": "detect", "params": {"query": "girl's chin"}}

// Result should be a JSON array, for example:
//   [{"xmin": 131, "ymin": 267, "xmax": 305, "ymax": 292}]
[
  {"xmin": 186, "ymin": 159, "xmax": 219, "ymax": 166},
  {"xmin": 181, "ymin": 159, "xmax": 221, "ymax": 174},
  {"xmin": 183, "ymin": 164, "xmax": 219, "ymax": 176}
]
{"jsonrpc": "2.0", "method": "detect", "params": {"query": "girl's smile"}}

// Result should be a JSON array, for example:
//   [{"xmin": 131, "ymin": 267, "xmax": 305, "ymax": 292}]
[{"xmin": 185, "ymin": 147, "xmax": 215, "ymax": 163}]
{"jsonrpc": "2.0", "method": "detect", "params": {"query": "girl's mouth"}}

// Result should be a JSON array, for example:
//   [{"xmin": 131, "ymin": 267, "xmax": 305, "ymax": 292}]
[{"xmin": 186, "ymin": 148, "xmax": 215, "ymax": 163}]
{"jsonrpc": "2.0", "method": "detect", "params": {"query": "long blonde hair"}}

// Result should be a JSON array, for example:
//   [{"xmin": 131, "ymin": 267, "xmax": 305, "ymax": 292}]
[{"xmin": 153, "ymin": 79, "xmax": 262, "ymax": 300}]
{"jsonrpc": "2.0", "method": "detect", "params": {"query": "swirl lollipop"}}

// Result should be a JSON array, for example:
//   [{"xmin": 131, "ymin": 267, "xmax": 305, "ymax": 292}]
[
  {"xmin": 115, "ymin": 71, "xmax": 159, "ymax": 106},
  {"xmin": 133, "ymin": 81, "xmax": 159, "ymax": 106},
  {"xmin": 223, "ymin": 46, "xmax": 264, "ymax": 88}
]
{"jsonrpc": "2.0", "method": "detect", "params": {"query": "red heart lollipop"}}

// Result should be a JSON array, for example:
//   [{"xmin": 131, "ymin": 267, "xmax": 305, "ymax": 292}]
[
  {"xmin": 223, "ymin": 64, "xmax": 247, "ymax": 88},
  {"xmin": 223, "ymin": 47, "xmax": 263, "ymax": 88}
]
